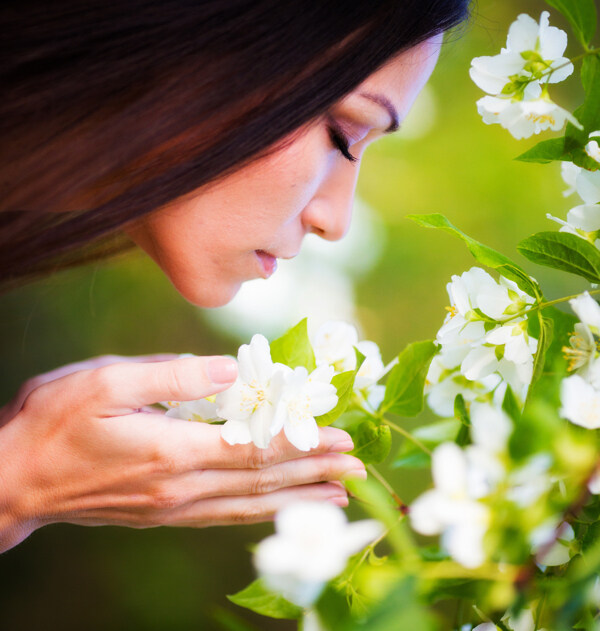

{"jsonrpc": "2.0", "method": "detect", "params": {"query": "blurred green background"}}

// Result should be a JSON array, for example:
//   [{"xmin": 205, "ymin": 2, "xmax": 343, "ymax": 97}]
[{"xmin": 0, "ymin": 0, "xmax": 594, "ymax": 628}]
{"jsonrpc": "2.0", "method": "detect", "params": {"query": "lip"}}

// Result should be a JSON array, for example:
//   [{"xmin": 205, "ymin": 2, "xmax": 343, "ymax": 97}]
[{"xmin": 254, "ymin": 250, "xmax": 278, "ymax": 278}]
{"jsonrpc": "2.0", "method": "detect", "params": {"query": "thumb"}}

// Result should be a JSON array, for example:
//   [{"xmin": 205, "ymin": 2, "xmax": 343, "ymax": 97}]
[{"xmin": 82, "ymin": 356, "xmax": 238, "ymax": 414}]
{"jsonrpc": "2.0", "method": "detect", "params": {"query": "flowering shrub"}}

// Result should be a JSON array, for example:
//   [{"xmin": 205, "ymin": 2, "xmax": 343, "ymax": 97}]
[{"xmin": 167, "ymin": 3, "xmax": 600, "ymax": 629}]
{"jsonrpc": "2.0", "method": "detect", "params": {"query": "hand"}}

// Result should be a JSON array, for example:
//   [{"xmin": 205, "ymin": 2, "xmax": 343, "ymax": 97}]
[{"xmin": 0, "ymin": 355, "xmax": 364, "ymax": 552}]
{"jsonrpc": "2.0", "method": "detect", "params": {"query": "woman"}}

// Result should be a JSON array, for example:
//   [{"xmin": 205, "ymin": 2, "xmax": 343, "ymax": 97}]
[{"xmin": 0, "ymin": 0, "xmax": 469, "ymax": 552}]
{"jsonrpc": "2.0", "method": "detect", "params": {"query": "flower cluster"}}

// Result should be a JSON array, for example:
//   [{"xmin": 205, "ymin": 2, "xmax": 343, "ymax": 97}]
[
  {"xmin": 470, "ymin": 11, "xmax": 580, "ymax": 139},
  {"xmin": 164, "ymin": 321, "xmax": 386, "ymax": 451},
  {"xmin": 410, "ymin": 403, "xmax": 512, "ymax": 567},
  {"xmin": 426, "ymin": 267, "xmax": 538, "ymax": 417}
]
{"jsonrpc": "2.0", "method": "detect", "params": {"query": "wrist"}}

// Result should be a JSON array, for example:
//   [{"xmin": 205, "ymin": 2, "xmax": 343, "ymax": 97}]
[{"xmin": 0, "ymin": 416, "xmax": 40, "ymax": 552}]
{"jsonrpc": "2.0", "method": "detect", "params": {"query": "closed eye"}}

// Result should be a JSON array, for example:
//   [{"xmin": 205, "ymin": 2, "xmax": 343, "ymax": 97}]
[{"xmin": 327, "ymin": 120, "xmax": 357, "ymax": 163}]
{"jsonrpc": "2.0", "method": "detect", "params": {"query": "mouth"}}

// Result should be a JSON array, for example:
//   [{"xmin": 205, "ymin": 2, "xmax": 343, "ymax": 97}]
[{"xmin": 254, "ymin": 250, "xmax": 278, "ymax": 278}]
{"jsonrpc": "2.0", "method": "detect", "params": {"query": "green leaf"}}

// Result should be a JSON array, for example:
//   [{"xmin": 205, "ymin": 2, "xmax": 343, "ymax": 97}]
[
  {"xmin": 502, "ymin": 385, "xmax": 522, "ymax": 422},
  {"xmin": 392, "ymin": 451, "xmax": 430, "ymax": 469},
  {"xmin": 227, "ymin": 579, "xmax": 303, "ymax": 620},
  {"xmin": 545, "ymin": 0, "xmax": 597, "ymax": 47},
  {"xmin": 516, "ymin": 137, "xmax": 566, "ymax": 163},
  {"xmin": 381, "ymin": 340, "xmax": 436, "ymax": 416},
  {"xmin": 517, "ymin": 231, "xmax": 600, "ymax": 283},
  {"xmin": 392, "ymin": 419, "xmax": 459, "ymax": 468},
  {"xmin": 350, "ymin": 420, "xmax": 392, "ymax": 464},
  {"xmin": 408, "ymin": 213, "xmax": 541, "ymax": 298},
  {"xmin": 315, "ymin": 349, "xmax": 365, "ymax": 426},
  {"xmin": 454, "ymin": 394, "xmax": 471, "ymax": 447},
  {"xmin": 270, "ymin": 318, "xmax": 316, "ymax": 371}
]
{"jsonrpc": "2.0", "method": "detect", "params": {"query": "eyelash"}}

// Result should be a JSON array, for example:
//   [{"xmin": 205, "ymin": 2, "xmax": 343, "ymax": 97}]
[{"xmin": 327, "ymin": 122, "xmax": 357, "ymax": 163}]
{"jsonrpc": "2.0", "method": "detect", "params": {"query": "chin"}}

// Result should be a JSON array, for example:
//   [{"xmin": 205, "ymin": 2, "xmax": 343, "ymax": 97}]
[{"xmin": 173, "ymin": 276, "xmax": 242, "ymax": 308}]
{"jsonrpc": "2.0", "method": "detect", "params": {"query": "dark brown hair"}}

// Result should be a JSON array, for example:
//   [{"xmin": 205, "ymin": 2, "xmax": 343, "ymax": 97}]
[{"xmin": 0, "ymin": 0, "xmax": 469, "ymax": 287}]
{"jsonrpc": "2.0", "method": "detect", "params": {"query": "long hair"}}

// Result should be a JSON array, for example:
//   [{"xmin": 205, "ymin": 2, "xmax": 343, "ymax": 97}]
[{"xmin": 0, "ymin": 0, "xmax": 470, "ymax": 287}]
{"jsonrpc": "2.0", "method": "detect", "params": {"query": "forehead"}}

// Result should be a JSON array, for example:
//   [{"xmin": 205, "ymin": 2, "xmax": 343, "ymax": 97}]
[{"xmin": 353, "ymin": 35, "xmax": 443, "ymax": 121}]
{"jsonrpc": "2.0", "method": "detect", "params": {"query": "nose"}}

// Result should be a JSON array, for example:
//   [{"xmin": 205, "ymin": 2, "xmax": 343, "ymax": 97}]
[{"xmin": 301, "ymin": 161, "xmax": 359, "ymax": 241}]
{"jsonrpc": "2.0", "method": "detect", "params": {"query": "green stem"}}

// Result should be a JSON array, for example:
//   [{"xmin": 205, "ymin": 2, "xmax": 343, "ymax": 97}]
[
  {"xmin": 383, "ymin": 419, "xmax": 432, "ymax": 456},
  {"xmin": 344, "ymin": 524, "xmax": 392, "ymax": 584},
  {"xmin": 538, "ymin": 48, "xmax": 600, "ymax": 81},
  {"xmin": 367, "ymin": 465, "xmax": 408, "ymax": 511},
  {"xmin": 504, "ymin": 288, "xmax": 600, "ymax": 323}
]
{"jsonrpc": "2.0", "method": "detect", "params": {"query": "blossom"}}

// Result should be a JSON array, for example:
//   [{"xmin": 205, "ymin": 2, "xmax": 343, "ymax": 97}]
[
  {"xmin": 470, "ymin": 402, "xmax": 512, "ymax": 454},
  {"xmin": 507, "ymin": 454, "xmax": 552, "ymax": 507},
  {"xmin": 410, "ymin": 443, "xmax": 490, "ymax": 568},
  {"xmin": 571, "ymin": 292, "xmax": 600, "ymax": 333},
  {"xmin": 446, "ymin": 268, "xmax": 534, "ymax": 322},
  {"xmin": 470, "ymin": 12, "xmax": 573, "ymax": 97},
  {"xmin": 163, "ymin": 398, "xmax": 220, "ymax": 422},
  {"xmin": 585, "ymin": 131, "xmax": 600, "ymax": 164},
  {"xmin": 531, "ymin": 521, "xmax": 575, "ymax": 566},
  {"xmin": 215, "ymin": 334, "xmax": 286, "ymax": 448},
  {"xmin": 503, "ymin": 607, "xmax": 547, "ymax": 631},
  {"xmin": 270, "ymin": 365, "xmax": 338, "ymax": 451},
  {"xmin": 563, "ymin": 323, "xmax": 597, "ymax": 373},
  {"xmin": 311, "ymin": 320, "xmax": 385, "ymax": 390},
  {"xmin": 426, "ymin": 356, "xmax": 501, "ymax": 418},
  {"xmin": 254, "ymin": 501, "xmax": 383, "ymax": 607},
  {"xmin": 547, "ymin": 205, "xmax": 600, "ymax": 247},
  {"xmin": 560, "ymin": 374, "xmax": 600, "ymax": 429},
  {"xmin": 476, "ymin": 93, "xmax": 580, "ymax": 140},
  {"xmin": 561, "ymin": 161, "xmax": 580, "ymax": 197}
]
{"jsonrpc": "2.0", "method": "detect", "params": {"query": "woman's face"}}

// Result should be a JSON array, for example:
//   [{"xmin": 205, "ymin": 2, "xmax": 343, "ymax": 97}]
[{"xmin": 127, "ymin": 36, "xmax": 443, "ymax": 307}]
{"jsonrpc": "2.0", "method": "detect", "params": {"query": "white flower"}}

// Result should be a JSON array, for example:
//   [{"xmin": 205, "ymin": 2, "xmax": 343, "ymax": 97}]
[
  {"xmin": 446, "ymin": 268, "xmax": 534, "ymax": 322},
  {"xmin": 585, "ymin": 131, "xmax": 600, "ymax": 164},
  {"xmin": 547, "ymin": 205, "xmax": 600, "ymax": 247},
  {"xmin": 588, "ymin": 469, "xmax": 600, "ymax": 494},
  {"xmin": 216, "ymin": 334, "xmax": 286, "ymax": 448},
  {"xmin": 577, "ymin": 168, "xmax": 600, "ymax": 205},
  {"xmin": 531, "ymin": 521, "xmax": 575, "ymax": 566},
  {"xmin": 477, "ymin": 93, "xmax": 580, "ymax": 140},
  {"xmin": 473, "ymin": 625, "xmax": 499, "ymax": 631},
  {"xmin": 254, "ymin": 501, "xmax": 383, "ymax": 607},
  {"xmin": 470, "ymin": 402, "xmax": 513, "ymax": 454},
  {"xmin": 271, "ymin": 365, "xmax": 338, "ymax": 452},
  {"xmin": 426, "ymin": 357, "xmax": 501, "ymax": 418},
  {"xmin": 571, "ymin": 292, "xmax": 600, "ymax": 333},
  {"xmin": 410, "ymin": 443, "xmax": 490, "ymax": 568},
  {"xmin": 503, "ymin": 607, "xmax": 547, "ymax": 631},
  {"xmin": 561, "ymin": 161, "xmax": 580, "ymax": 197},
  {"xmin": 311, "ymin": 320, "xmax": 385, "ymax": 391},
  {"xmin": 461, "ymin": 320, "xmax": 537, "ymax": 383},
  {"xmin": 560, "ymin": 374, "xmax": 600, "ymax": 429},
  {"xmin": 563, "ymin": 323, "xmax": 597, "ymax": 373},
  {"xmin": 163, "ymin": 398, "xmax": 220, "ymax": 422},
  {"xmin": 470, "ymin": 12, "xmax": 573, "ymax": 97},
  {"xmin": 312, "ymin": 321, "xmax": 358, "ymax": 372},
  {"xmin": 507, "ymin": 454, "xmax": 552, "ymax": 507}
]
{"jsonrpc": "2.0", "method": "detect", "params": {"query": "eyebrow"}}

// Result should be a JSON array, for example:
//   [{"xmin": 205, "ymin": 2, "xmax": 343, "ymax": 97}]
[{"xmin": 357, "ymin": 91, "xmax": 400, "ymax": 133}]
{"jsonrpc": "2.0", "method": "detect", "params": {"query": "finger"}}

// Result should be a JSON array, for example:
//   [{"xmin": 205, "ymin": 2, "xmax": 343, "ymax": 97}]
[
  {"xmin": 10, "ymin": 354, "xmax": 181, "ymax": 415},
  {"xmin": 133, "ymin": 421, "xmax": 355, "ymax": 471},
  {"xmin": 68, "ymin": 356, "xmax": 238, "ymax": 413},
  {"xmin": 167, "ymin": 482, "xmax": 349, "ymax": 527},
  {"xmin": 165, "ymin": 453, "xmax": 366, "ymax": 501}
]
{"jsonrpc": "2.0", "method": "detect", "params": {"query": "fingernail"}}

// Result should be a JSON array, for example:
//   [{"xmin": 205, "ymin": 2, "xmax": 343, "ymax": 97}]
[
  {"xmin": 331, "ymin": 496, "xmax": 349, "ymax": 507},
  {"xmin": 329, "ymin": 440, "xmax": 354, "ymax": 453},
  {"xmin": 342, "ymin": 468, "xmax": 367, "ymax": 480},
  {"xmin": 208, "ymin": 357, "xmax": 238, "ymax": 384}
]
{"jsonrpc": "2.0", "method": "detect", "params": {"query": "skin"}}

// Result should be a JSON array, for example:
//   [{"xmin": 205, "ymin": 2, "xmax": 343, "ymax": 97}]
[
  {"xmin": 127, "ymin": 35, "xmax": 442, "ymax": 307},
  {"xmin": 0, "ymin": 36, "xmax": 441, "ymax": 552}
]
